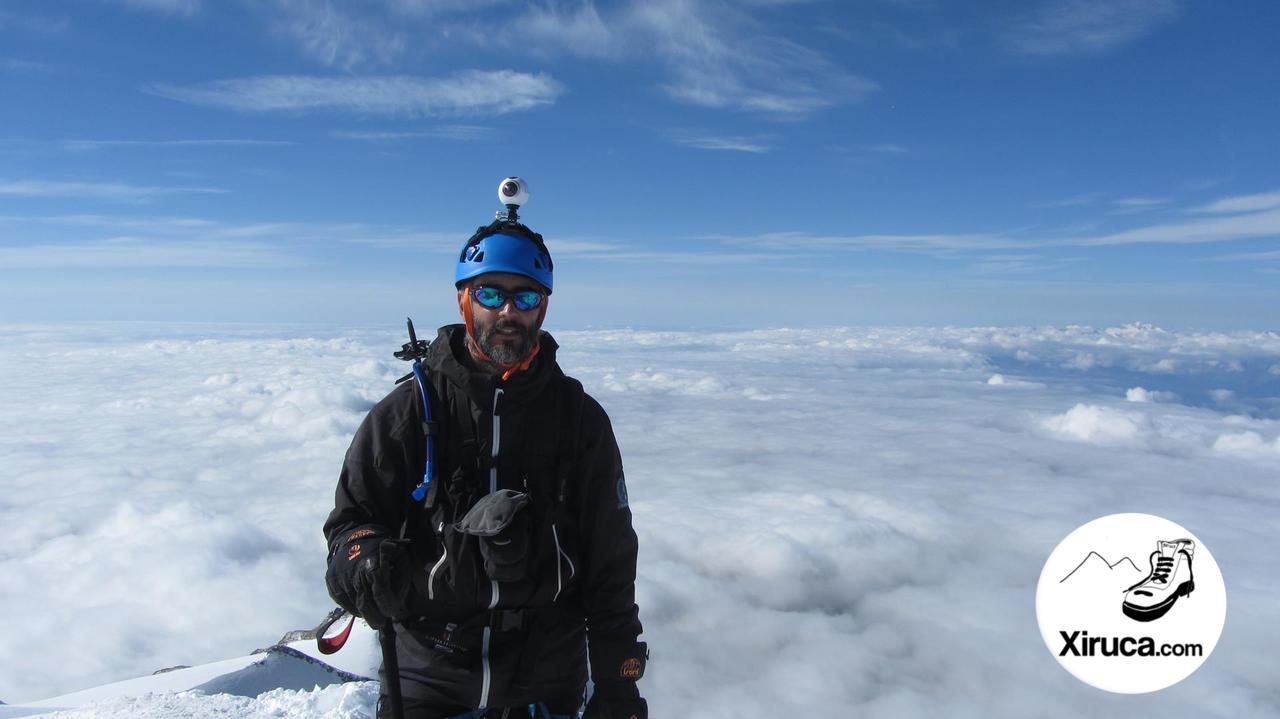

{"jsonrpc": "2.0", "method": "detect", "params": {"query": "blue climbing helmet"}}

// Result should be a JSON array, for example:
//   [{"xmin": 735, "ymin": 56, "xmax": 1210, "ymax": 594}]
[{"xmin": 454, "ymin": 220, "xmax": 554, "ymax": 294}]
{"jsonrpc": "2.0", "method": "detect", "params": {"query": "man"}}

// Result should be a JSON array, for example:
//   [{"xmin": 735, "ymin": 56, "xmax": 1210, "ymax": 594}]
[{"xmin": 324, "ymin": 210, "xmax": 648, "ymax": 719}]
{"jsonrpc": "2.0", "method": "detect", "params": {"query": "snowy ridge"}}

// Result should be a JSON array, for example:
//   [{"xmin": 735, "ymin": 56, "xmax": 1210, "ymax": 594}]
[{"xmin": 0, "ymin": 622, "xmax": 379, "ymax": 718}]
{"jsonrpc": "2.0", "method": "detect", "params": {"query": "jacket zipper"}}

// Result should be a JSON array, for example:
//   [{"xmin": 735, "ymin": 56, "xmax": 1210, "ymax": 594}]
[
  {"xmin": 428, "ymin": 521, "xmax": 447, "ymax": 600},
  {"xmin": 488, "ymin": 386, "xmax": 503, "ymax": 611},
  {"xmin": 480, "ymin": 386, "xmax": 503, "ymax": 709}
]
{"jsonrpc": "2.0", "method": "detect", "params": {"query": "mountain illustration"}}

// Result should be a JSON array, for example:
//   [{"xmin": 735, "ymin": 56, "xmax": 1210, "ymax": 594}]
[{"xmin": 1059, "ymin": 550, "xmax": 1144, "ymax": 587}]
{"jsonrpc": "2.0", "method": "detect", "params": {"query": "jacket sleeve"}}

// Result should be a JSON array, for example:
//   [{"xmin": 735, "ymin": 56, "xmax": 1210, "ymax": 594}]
[
  {"xmin": 576, "ymin": 397, "xmax": 645, "ymax": 687},
  {"xmin": 323, "ymin": 388, "xmax": 418, "ymax": 557}
]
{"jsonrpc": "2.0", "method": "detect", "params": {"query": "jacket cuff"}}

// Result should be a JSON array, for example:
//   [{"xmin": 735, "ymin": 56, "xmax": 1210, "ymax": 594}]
[{"xmin": 589, "ymin": 639, "xmax": 647, "ymax": 693}]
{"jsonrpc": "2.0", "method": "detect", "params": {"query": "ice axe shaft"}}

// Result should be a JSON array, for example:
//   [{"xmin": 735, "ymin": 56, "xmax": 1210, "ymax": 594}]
[{"xmin": 381, "ymin": 622, "xmax": 405, "ymax": 719}]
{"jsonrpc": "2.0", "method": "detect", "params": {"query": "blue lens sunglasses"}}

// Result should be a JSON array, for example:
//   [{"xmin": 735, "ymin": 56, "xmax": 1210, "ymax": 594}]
[{"xmin": 471, "ymin": 285, "xmax": 545, "ymax": 312}]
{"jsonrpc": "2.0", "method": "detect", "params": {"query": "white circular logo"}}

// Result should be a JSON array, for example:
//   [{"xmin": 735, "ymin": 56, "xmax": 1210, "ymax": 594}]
[{"xmin": 1035, "ymin": 513, "xmax": 1226, "ymax": 693}]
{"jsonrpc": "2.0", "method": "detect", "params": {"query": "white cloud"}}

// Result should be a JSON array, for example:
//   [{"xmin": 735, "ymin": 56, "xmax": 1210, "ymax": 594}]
[
  {"xmin": 1207, "ymin": 248, "xmax": 1280, "ymax": 263},
  {"xmin": 709, "ymin": 191, "xmax": 1280, "ymax": 253},
  {"xmin": 861, "ymin": 143, "xmax": 906, "ymax": 154},
  {"xmin": 1033, "ymin": 192, "xmax": 1103, "ymax": 208},
  {"xmin": 1, "ymin": 323, "xmax": 1277, "ymax": 713},
  {"xmin": 265, "ymin": 0, "xmax": 406, "ymax": 68},
  {"xmin": 1070, "ymin": 206, "xmax": 1280, "ymax": 246},
  {"xmin": 61, "ymin": 139, "xmax": 296, "ymax": 150},
  {"xmin": 330, "ymin": 125, "xmax": 495, "ymax": 141},
  {"xmin": 0, "ymin": 238, "xmax": 301, "ymax": 269},
  {"xmin": 637, "ymin": 1, "xmax": 875, "ymax": 117},
  {"xmin": 148, "ymin": 72, "xmax": 564, "ymax": 116},
  {"xmin": 0, "ymin": 179, "xmax": 227, "ymax": 201},
  {"xmin": 120, "ymin": 1, "xmax": 866, "ymax": 119},
  {"xmin": 1192, "ymin": 190, "xmax": 1280, "ymax": 214},
  {"xmin": 1003, "ymin": 0, "xmax": 1179, "ymax": 56},
  {"xmin": 710, "ymin": 230, "xmax": 1020, "ymax": 251},
  {"xmin": 1042, "ymin": 403, "xmax": 1147, "ymax": 443},
  {"xmin": 1125, "ymin": 386, "xmax": 1178, "ymax": 403},
  {"xmin": 517, "ymin": 0, "xmax": 618, "ymax": 59},
  {"xmin": 0, "ymin": 213, "xmax": 468, "ymax": 268},
  {"xmin": 1, "ymin": 57, "xmax": 57, "ymax": 73},
  {"xmin": 384, "ymin": 0, "xmax": 509, "ymax": 16},
  {"xmin": 1110, "ymin": 196, "xmax": 1171, "ymax": 213},
  {"xmin": 0, "ymin": 11, "xmax": 70, "ymax": 34},
  {"xmin": 1213, "ymin": 430, "xmax": 1280, "ymax": 455},
  {"xmin": 508, "ymin": 0, "xmax": 875, "ymax": 118},
  {"xmin": 675, "ymin": 134, "xmax": 771, "ymax": 153},
  {"xmin": 106, "ymin": 0, "xmax": 200, "ymax": 15}
]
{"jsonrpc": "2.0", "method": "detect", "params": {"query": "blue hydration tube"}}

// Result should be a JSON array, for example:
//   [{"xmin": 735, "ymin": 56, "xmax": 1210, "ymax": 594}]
[{"xmin": 410, "ymin": 358, "xmax": 435, "ymax": 503}]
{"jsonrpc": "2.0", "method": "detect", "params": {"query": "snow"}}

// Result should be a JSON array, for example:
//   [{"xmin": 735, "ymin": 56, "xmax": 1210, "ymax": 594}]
[
  {"xmin": 0, "ymin": 624, "xmax": 381, "ymax": 718},
  {"xmin": 1, "ymin": 322, "xmax": 1278, "ymax": 717},
  {"xmin": 0, "ymin": 683, "xmax": 379, "ymax": 719}
]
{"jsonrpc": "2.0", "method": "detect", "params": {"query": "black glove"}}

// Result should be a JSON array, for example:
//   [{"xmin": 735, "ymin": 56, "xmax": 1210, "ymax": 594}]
[
  {"xmin": 584, "ymin": 640, "xmax": 647, "ymax": 719},
  {"xmin": 583, "ymin": 692, "xmax": 647, "ymax": 719},
  {"xmin": 325, "ymin": 526, "xmax": 414, "ymax": 629}
]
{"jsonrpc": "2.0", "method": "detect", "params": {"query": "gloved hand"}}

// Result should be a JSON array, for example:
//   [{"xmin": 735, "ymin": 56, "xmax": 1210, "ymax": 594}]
[
  {"xmin": 325, "ymin": 526, "xmax": 414, "ymax": 629},
  {"xmin": 584, "ymin": 639, "xmax": 648, "ymax": 719},
  {"xmin": 583, "ymin": 691, "xmax": 647, "ymax": 719}
]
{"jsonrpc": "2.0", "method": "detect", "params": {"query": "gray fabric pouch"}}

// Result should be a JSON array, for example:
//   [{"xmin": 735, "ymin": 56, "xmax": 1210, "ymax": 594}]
[{"xmin": 454, "ymin": 489, "xmax": 532, "ymax": 582}]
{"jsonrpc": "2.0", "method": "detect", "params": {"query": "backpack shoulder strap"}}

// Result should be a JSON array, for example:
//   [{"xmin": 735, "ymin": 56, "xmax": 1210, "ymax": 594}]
[{"xmin": 554, "ymin": 376, "xmax": 587, "ymax": 506}]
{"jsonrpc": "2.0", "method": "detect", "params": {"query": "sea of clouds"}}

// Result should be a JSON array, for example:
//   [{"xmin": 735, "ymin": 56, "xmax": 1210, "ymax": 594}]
[{"xmin": 0, "ymin": 322, "xmax": 1277, "ymax": 717}]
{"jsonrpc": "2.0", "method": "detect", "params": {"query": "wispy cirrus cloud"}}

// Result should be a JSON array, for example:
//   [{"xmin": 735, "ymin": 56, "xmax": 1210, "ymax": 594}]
[
  {"xmin": 705, "ymin": 189, "xmax": 1280, "ymax": 253},
  {"xmin": 0, "ymin": 213, "xmax": 464, "ymax": 267},
  {"xmin": 710, "ymin": 230, "xmax": 1020, "ymax": 252},
  {"xmin": 2, "ymin": 57, "xmax": 57, "ymax": 74},
  {"xmin": 509, "ymin": 0, "xmax": 875, "ymax": 119},
  {"xmin": 675, "ymin": 134, "xmax": 771, "ymax": 154},
  {"xmin": 516, "ymin": 0, "xmax": 618, "ymax": 60},
  {"xmin": 0, "ymin": 238, "xmax": 296, "ymax": 269},
  {"xmin": 61, "ymin": 138, "xmax": 296, "ymax": 151},
  {"xmin": 330, "ymin": 125, "xmax": 495, "ymax": 142},
  {"xmin": 1109, "ymin": 196, "xmax": 1172, "ymax": 215},
  {"xmin": 1072, "ymin": 207, "xmax": 1280, "ymax": 246},
  {"xmin": 0, "ymin": 212, "xmax": 628, "ymax": 266},
  {"xmin": 1033, "ymin": 193, "xmax": 1103, "ymax": 209},
  {"xmin": 861, "ymin": 143, "xmax": 906, "ymax": 154},
  {"xmin": 147, "ymin": 72, "xmax": 564, "ymax": 116},
  {"xmin": 1206, "ymin": 249, "xmax": 1280, "ymax": 263},
  {"xmin": 1191, "ymin": 190, "xmax": 1280, "ymax": 214},
  {"xmin": 0, "ymin": 11, "xmax": 70, "ymax": 34},
  {"xmin": 1002, "ymin": 0, "xmax": 1179, "ymax": 56},
  {"xmin": 0, "ymin": 179, "xmax": 227, "ymax": 202},
  {"xmin": 264, "ymin": 0, "xmax": 405, "ymax": 69},
  {"xmin": 123, "ymin": 1, "xmax": 867, "ymax": 120},
  {"xmin": 634, "ymin": 1, "xmax": 876, "ymax": 118},
  {"xmin": 108, "ymin": 0, "xmax": 200, "ymax": 16}
]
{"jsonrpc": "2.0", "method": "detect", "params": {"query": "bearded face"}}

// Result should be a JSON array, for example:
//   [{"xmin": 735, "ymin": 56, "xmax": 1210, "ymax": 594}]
[
  {"xmin": 459, "ymin": 272, "xmax": 547, "ymax": 370},
  {"xmin": 474, "ymin": 311, "xmax": 538, "ymax": 365}
]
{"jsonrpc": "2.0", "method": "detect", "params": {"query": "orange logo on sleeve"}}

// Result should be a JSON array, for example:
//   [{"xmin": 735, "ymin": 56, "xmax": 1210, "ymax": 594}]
[{"xmin": 347, "ymin": 544, "xmax": 362, "ymax": 561}]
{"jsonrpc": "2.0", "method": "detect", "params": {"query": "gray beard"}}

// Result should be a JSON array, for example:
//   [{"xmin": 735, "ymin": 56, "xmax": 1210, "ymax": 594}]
[{"xmin": 477, "ymin": 321, "xmax": 535, "ymax": 365}]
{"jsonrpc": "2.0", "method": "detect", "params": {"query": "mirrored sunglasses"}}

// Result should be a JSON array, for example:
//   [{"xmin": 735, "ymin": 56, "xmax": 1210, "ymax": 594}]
[{"xmin": 471, "ymin": 285, "xmax": 544, "ymax": 312}]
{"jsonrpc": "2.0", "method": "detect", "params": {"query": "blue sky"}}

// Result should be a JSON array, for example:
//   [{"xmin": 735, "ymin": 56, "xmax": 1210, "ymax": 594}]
[{"xmin": 1, "ymin": 0, "xmax": 1278, "ymax": 329}]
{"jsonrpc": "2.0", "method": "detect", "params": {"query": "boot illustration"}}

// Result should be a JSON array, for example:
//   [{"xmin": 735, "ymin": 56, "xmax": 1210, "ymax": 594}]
[{"xmin": 1122, "ymin": 538, "xmax": 1195, "ymax": 622}]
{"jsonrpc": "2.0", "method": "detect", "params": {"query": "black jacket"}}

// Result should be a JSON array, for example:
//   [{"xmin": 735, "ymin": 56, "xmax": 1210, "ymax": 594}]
[{"xmin": 324, "ymin": 325, "xmax": 642, "ymax": 707}]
